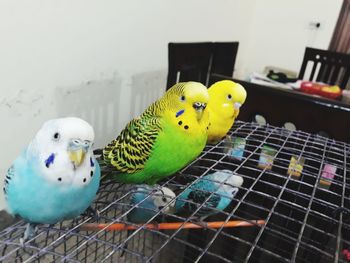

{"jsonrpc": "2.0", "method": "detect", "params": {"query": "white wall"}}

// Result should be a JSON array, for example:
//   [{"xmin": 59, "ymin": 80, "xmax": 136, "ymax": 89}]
[
  {"xmin": 0, "ymin": 0, "xmax": 342, "ymax": 209},
  {"xmin": 239, "ymin": 0, "xmax": 343, "ymax": 77}
]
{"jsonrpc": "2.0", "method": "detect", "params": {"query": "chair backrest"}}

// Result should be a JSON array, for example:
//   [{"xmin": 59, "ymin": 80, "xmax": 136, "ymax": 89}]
[
  {"xmin": 298, "ymin": 47, "xmax": 350, "ymax": 89},
  {"xmin": 167, "ymin": 42, "xmax": 212, "ymax": 89},
  {"xmin": 166, "ymin": 42, "xmax": 238, "ymax": 90},
  {"xmin": 211, "ymin": 42, "xmax": 239, "ymax": 76}
]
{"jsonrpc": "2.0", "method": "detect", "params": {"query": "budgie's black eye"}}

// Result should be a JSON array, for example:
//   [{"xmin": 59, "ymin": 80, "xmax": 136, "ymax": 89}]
[
  {"xmin": 162, "ymin": 197, "xmax": 167, "ymax": 202},
  {"xmin": 180, "ymin": 95, "xmax": 185, "ymax": 102},
  {"xmin": 227, "ymin": 94, "xmax": 232, "ymax": 99},
  {"xmin": 53, "ymin": 132, "xmax": 60, "ymax": 141}
]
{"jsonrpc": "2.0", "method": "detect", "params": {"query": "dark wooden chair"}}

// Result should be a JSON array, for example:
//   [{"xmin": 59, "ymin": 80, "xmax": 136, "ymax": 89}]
[
  {"xmin": 166, "ymin": 42, "xmax": 239, "ymax": 90},
  {"xmin": 298, "ymin": 47, "xmax": 350, "ymax": 89},
  {"xmin": 211, "ymin": 42, "xmax": 239, "ymax": 77},
  {"xmin": 166, "ymin": 42, "xmax": 212, "ymax": 90}
]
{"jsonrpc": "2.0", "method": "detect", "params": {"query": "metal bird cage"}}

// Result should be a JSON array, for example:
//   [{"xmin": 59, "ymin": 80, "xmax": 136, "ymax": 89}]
[{"xmin": 0, "ymin": 121, "xmax": 349, "ymax": 263}]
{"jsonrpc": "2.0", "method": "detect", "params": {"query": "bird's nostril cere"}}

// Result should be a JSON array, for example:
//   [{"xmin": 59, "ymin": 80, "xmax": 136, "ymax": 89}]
[{"xmin": 193, "ymin": 102, "xmax": 204, "ymax": 110}]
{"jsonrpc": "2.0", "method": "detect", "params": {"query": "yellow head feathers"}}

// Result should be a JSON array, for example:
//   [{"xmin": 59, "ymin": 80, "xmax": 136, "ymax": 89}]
[
  {"xmin": 161, "ymin": 82, "xmax": 209, "ymax": 122},
  {"xmin": 208, "ymin": 80, "xmax": 247, "ymax": 111},
  {"xmin": 163, "ymin": 82, "xmax": 209, "ymax": 108},
  {"xmin": 207, "ymin": 80, "xmax": 247, "ymax": 144}
]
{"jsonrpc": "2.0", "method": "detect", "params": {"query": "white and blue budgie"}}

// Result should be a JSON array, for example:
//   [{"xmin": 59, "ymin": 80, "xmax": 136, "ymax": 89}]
[
  {"xmin": 121, "ymin": 184, "xmax": 175, "ymax": 256},
  {"xmin": 175, "ymin": 170, "xmax": 243, "ymax": 221},
  {"xmin": 3, "ymin": 117, "xmax": 100, "ymax": 243},
  {"xmin": 127, "ymin": 185, "xmax": 176, "ymax": 224}
]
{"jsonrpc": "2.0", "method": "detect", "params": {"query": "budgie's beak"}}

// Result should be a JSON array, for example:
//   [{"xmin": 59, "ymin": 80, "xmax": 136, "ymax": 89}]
[
  {"xmin": 193, "ymin": 102, "xmax": 207, "ymax": 121},
  {"xmin": 68, "ymin": 139, "xmax": 91, "ymax": 168},
  {"xmin": 234, "ymin": 102, "xmax": 242, "ymax": 110}
]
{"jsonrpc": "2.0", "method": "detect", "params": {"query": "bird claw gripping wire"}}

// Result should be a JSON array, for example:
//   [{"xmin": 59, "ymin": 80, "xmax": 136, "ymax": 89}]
[
  {"xmin": 83, "ymin": 206, "xmax": 100, "ymax": 221},
  {"xmin": 20, "ymin": 223, "xmax": 38, "ymax": 246}
]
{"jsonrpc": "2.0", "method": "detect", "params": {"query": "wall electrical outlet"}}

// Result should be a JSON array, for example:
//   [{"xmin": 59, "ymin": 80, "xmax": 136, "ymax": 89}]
[{"xmin": 309, "ymin": 21, "xmax": 322, "ymax": 30}]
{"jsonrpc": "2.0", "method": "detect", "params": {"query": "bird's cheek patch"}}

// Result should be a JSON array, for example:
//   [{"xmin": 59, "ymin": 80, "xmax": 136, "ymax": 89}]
[
  {"xmin": 176, "ymin": 109, "xmax": 185, "ymax": 118},
  {"xmin": 45, "ymin": 153, "xmax": 55, "ymax": 168}
]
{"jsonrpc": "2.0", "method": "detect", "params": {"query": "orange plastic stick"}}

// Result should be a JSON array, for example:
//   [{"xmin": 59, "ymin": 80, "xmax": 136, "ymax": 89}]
[{"xmin": 80, "ymin": 220, "xmax": 265, "ymax": 232}]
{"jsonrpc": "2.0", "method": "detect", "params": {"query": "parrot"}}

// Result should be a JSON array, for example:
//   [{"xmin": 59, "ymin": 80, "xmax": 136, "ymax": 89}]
[
  {"xmin": 175, "ymin": 170, "xmax": 243, "ymax": 221},
  {"xmin": 102, "ymin": 81, "xmax": 210, "ymax": 185},
  {"xmin": 120, "ymin": 184, "xmax": 176, "ymax": 257},
  {"xmin": 3, "ymin": 117, "xmax": 100, "ymax": 243},
  {"xmin": 206, "ymin": 80, "xmax": 247, "ymax": 144},
  {"xmin": 127, "ymin": 184, "xmax": 176, "ymax": 224}
]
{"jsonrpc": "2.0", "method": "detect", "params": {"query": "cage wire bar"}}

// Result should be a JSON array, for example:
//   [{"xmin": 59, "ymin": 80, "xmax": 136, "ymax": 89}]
[{"xmin": 0, "ymin": 121, "xmax": 349, "ymax": 263}]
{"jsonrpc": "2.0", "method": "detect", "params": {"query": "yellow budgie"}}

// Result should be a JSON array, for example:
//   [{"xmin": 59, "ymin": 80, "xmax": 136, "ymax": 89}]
[{"xmin": 207, "ymin": 80, "xmax": 247, "ymax": 144}]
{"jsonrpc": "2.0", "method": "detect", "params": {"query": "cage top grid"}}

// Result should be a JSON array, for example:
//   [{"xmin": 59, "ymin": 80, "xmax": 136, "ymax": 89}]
[{"xmin": 0, "ymin": 121, "xmax": 349, "ymax": 263}]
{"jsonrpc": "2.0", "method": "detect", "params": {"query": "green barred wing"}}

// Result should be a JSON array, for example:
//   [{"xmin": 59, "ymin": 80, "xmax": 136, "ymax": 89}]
[{"xmin": 103, "ymin": 116, "xmax": 162, "ymax": 173}]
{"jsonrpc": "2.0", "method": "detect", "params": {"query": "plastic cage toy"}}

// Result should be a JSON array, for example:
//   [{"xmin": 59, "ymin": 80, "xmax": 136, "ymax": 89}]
[{"xmin": 0, "ymin": 121, "xmax": 349, "ymax": 263}]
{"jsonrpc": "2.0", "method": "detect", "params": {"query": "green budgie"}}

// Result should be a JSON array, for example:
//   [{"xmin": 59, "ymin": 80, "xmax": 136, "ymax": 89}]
[{"xmin": 102, "ymin": 82, "xmax": 209, "ymax": 185}]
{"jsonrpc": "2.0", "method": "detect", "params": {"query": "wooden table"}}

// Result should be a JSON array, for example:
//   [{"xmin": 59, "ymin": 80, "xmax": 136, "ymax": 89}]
[{"xmin": 210, "ymin": 74, "xmax": 350, "ymax": 143}]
